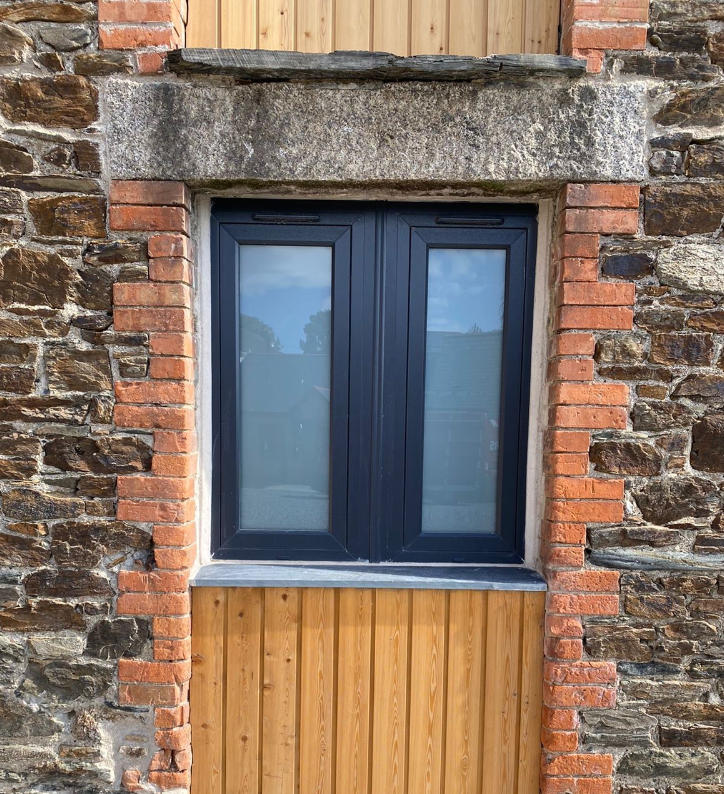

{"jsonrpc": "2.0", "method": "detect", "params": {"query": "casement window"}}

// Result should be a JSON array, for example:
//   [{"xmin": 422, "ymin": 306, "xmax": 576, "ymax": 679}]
[{"xmin": 211, "ymin": 201, "xmax": 536, "ymax": 563}]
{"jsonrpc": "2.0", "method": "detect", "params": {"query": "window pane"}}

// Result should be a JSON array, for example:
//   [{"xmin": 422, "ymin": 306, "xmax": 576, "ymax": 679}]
[
  {"xmin": 421, "ymin": 248, "xmax": 506, "ymax": 535},
  {"xmin": 238, "ymin": 244, "xmax": 332, "ymax": 531}
]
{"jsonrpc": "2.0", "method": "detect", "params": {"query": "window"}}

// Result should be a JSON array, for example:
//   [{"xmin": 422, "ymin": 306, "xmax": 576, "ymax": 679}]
[{"xmin": 211, "ymin": 201, "xmax": 536, "ymax": 563}]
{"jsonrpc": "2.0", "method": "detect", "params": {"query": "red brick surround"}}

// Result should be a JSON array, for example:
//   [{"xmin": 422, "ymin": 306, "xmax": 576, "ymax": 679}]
[
  {"xmin": 541, "ymin": 184, "xmax": 640, "ymax": 794},
  {"xmin": 109, "ymin": 182, "xmax": 195, "ymax": 792}
]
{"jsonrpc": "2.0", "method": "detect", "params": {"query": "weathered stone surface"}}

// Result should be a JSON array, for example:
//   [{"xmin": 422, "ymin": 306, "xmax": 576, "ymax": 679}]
[
  {"xmin": 687, "ymin": 310, "xmax": 724, "ymax": 332},
  {"xmin": 601, "ymin": 365, "xmax": 673, "ymax": 382},
  {"xmin": 0, "ymin": 341, "xmax": 36, "ymax": 365},
  {"xmin": 71, "ymin": 313, "xmax": 112, "ymax": 331},
  {"xmin": 617, "ymin": 53, "xmax": 718, "ymax": 81},
  {"xmin": 0, "ymin": 247, "xmax": 75, "ymax": 308},
  {"xmin": 0, "ymin": 366, "xmax": 35, "ymax": 393},
  {"xmin": 0, "ymin": 532, "xmax": 49, "ymax": 567},
  {"xmin": 632, "ymin": 400, "xmax": 695, "ymax": 431},
  {"xmin": 590, "ymin": 440, "xmax": 662, "ymax": 475},
  {"xmin": 44, "ymin": 435, "xmax": 151, "ymax": 473},
  {"xmin": 589, "ymin": 525, "xmax": 683, "ymax": 549},
  {"xmin": 73, "ymin": 51, "xmax": 133, "ymax": 76},
  {"xmin": 85, "ymin": 617, "xmax": 149, "ymax": 660},
  {"xmin": 0, "ymin": 396, "xmax": 87, "ymax": 423},
  {"xmin": 625, "ymin": 593, "xmax": 687, "ymax": 619},
  {"xmin": 2, "ymin": 488, "xmax": 84, "ymax": 521},
  {"xmin": 27, "ymin": 633, "xmax": 84, "ymax": 659},
  {"xmin": 601, "ymin": 251, "xmax": 654, "ymax": 280},
  {"xmin": 73, "ymin": 141, "xmax": 100, "ymax": 174},
  {"xmin": 0, "ymin": 2, "xmax": 95, "ymax": 22},
  {"xmin": 0, "ymin": 76, "xmax": 97, "ymax": 129},
  {"xmin": 26, "ymin": 659, "xmax": 112, "ymax": 700},
  {"xmin": 46, "ymin": 348, "xmax": 111, "ymax": 393},
  {"xmin": 657, "ymin": 243, "xmax": 724, "ymax": 294},
  {"xmin": 617, "ymin": 749, "xmax": 718, "ymax": 779},
  {"xmin": 636, "ymin": 307, "xmax": 685, "ymax": 331},
  {"xmin": 654, "ymin": 85, "xmax": 724, "ymax": 127},
  {"xmin": 586, "ymin": 624, "xmax": 654, "ymax": 661},
  {"xmin": 649, "ymin": 149, "xmax": 683, "ymax": 176},
  {"xmin": 0, "ymin": 174, "xmax": 101, "ymax": 194},
  {"xmin": 691, "ymin": 415, "xmax": 724, "ymax": 472},
  {"xmin": 710, "ymin": 30, "xmax": 724, "ymax": 65},
  {"xmin": 29, "ymin": 195, "xmax": 106, "ymax": 238},
  {"xmin": 0, "ymin": 22, "xmax": 33, "ymax": 66},
  {"xmin": 645, "ymin": 184, "xmax": 724, "ymax": 236},
  {"xmin": 0, "ymin": 140, "xmax": 33, "ymax": 173},
  {"xmin": 75, "ymin": 267, "xmax": 113, "ymax": 311},
  {"xmin": 0, "ymin": 693, "xmax": 62, "ymax": 738},
  {"xmin": 650, "ymin": 333, "xmax": 714, "ymax": 366},
  {"xmin": 0, "ymin": 600, "xmax": 85, "ymax": 631},
  {"xmin": 39, "ymin": 24, "xmax": 92, "ymax": 51},
  {"xmin": 686, "ymin": 141, "xmax": 724, "ymax": 177},
  {"xmin": 673, "ymin": 374, "xmax": 724, "ymax": 402},
  {"xmin": 634, "ymin": 476, "xmax": 720, "ymax": 524},
  {"xmin": 51, "ymin": 521, "xmax": 151, "ymax": 567},
  {"xmin": 83, "ymin": 239, "xmax": 146, "ymax": 266},
  {"xmin": 582, "ymin": 709, "xmax": 656, "ymax": 747},
  {"xmin": 595, "ymin": 335, "xmax": 646, "ymax": 364},
  {"xmin": 104, "ymin": 78, "xmax": 648, "ymax": 183},
  {"xmin": 24, "ymin": 569, "xmax": 112, "ymax": 598}
]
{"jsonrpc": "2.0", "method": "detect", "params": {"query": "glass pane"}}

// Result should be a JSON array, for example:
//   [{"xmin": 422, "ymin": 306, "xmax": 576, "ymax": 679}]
[
  {"xmin": 238, "ymin": 244, "xmax": 332, "ymax": 531},
  {"xmin": 421, "ymin": 248, "xmax": 506, "ymax": 535}
]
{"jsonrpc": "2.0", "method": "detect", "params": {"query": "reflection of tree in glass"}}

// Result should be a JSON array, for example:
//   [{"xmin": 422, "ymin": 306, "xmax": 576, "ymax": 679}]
[
  {"xmin": 241, "ymin": 314, "xmax": 282, "ymax": 354},
  {"xmin": 467, "ymin": 322, "xmax": 484, "ymax": 335},
  {"xmin": 300, "ymin": 309, "xmax": 331, "ymax": 354}
]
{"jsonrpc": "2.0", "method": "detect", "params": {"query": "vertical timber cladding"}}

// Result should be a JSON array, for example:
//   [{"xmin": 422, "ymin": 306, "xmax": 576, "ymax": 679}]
[
  {"xmin": 185, "ymin": 0, "xmax": 559, "ymax": 56},
  {"xmin": 191, "ymin": 587, "xmax": 545, "ymax": 794}
]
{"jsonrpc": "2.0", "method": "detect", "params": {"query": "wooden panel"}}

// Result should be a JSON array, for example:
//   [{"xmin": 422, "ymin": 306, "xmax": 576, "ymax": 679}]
[
  {"xmin": 299, "ymin": 589, "xmax": 335, "ymax": 794},
  {"xmin": 370, "ymin": 589, "xmax": 410, "ymax": 794},
  {"xmin": 190, "ymin": 587, "xmax": 226, "ymax": 794},
  {"xmin": 191, "ymin": 587, "xmax": 544, "ymax": 794},
  {"xmin": 225, "ymin": 588, "xmax": 262, "ymax": 794},
  {"xmin": 335, "ymin": 589, "xmax": 372, "ymax": 794},
  {"xmin": 262, "ymin": 588, "xmax": 300, "ymax": 794},
  {"xmin": 187, "ymin": 0, "xmax": 560, "ymax": 57}
]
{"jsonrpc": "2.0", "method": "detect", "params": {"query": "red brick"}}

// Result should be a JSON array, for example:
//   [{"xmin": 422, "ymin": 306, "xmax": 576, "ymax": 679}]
[
  {"xmin": 149, "ymin": 750, "xmax": 172, "ymax": 771},
  {"xmin": 542, "ymin": 728, "xmax": 579, "ymax": 752},
  {"xmin": 152, "ymin": 453, "xmax": 198, "ymax": 476},
  {"xmin": 149, "ymin": 770, "xmax": 191, "ymax": 789},
  {"xmin": 150, "ymin": 356, "xmax": 194, "ymax": 380},
  {"xmin": 114, "ymin": 307, "xmax": 192, "ymax": 332},
  {"xmin": 546, "ymin": 453, "xmax": 589, "ymax": 476},
  {"xmin": 549, "ymin": 570, "xmax": 620, "ymax": 593},
  {"xmin": 154, "ymin": 704, "xmax": 189, "ymax": 728},
  {"xmin": 558, "ymin": 233, "xmax": 599, "ymax": 259},
  {"xmin": 148, "ymin": 232, "xmax": 191, "ymax": 259},
  {"xmin": 150, "ymin": 257, "xmax": 193, "ymax": 284},
  {"xmin": 153, "ymin": 522, "xmax": 196, "ymax": 546},
  {"xmin": 154, "ymin": 544, "xmax": 197, "ymax": 570},
  {"xmin": 544, "ymin": 661, "xmax": 617, "ymax": 684},
  {"xmin": 155, "ymin": 724, "xmax": 191, "ymax": 751},
  {"xmin": 110, "ymin": 180, "xmax": 189, "ymax": 208},
  {"xmin": 545, "ymin": 545, "xmax": 585, "ymax": 569},
  {"xmin": 548, "ymin": 477, "xmax": 624, "ymax": 500},
  {"xmin": 545, "ymin": 637, "xmax": 583, "ymax": 660},
  {"xmin": 119, "ymin": 683, "xmax": 182, "ymax": 706},
  {"xmin": 99, "ymin": 23, "xmax": 179, "ymax": 49},
  {"xmin": 119, "ymin": 659, "xmax": 191, "ymax": 684},
  {"xmin": 560, "ymin": 257, "xmax": 598, "ymax": 282},
  {"xmin": 546, "ymin": 521, "xmax": 587, "ymax": 544},
  {"xmin": 544, "ymin": 683, "xmax": 616, "ymax": 709},
  {"xmin": 547, "ymin": 500, "xmax": 624, "ymax": 523},
  {"xmin": 566, "ymin": 23, "xmax": 648, "ymax": 51},
  {"xmin": 542, "ymin": 778, "xmax": 613, "ymax": 794},
  {"xmin": 118, "ymin": 591, "xmax": 189, "ymax": 616},
  {"xmin": 561, "ymin": 207, "xmax": 639, "ymax": 235},
  {"xmin": 117, "ymin": 498, "xmax": 195, "ymax": 523},
  {"xmin": 154, "ymin": 637, "xmax": 191, "ymax": 660},
  {"xmin": 118, "ymin": 570, "xmax": 189, "ymax": 592},
  {"xmin": 117, "ymin": 474, "xmax": 194, "ymax": 500},
  {"xmin": 564, "ymin": 0, "xmax": 648, "ymax": 24},
  {"xmin": 560, "ymin": 282, "xmax": 635, "ymax": 307},
  {"xmin": 545, "ymin": 615, "xmax": 584, "ymax": 638},
  {"xmin": 551, "ymin": 405, "xmax": 627, "ymax": 429},
  {"xmin": 554, "ymin": 333, "xmax": 595, "ymax": 357},
  {"xmin": 136, "ymin": 50, "xmax": 166, "ymax": 74},
  {"xmin": 552, "ymin": 382, "xmax": 628, "ymax": 406},
  {"xmin": 121, "ymin": 768, "xmax": 142, "ymax": 792},
  {"xmin": 547, "ymin": 593, "xmax": 619, "ymax": 615},
  {"xmin": 549, "ymin": 357, "xmax": 595, "ymax": 381},
  {"xmin": 173, "ymin": 748, "xmax": 191, "ymax": 771},
  {"xmin": 115, "ymin": 380, "xmax": 194, "ymax": 405},
  {"xmin": 114, "ymin": 404, "xmax": 194, "ymax": 430},
  {"xmin": 558, "ymin": 305, "xmax": 633, "ymax": 330},
  {"xmin": 154, "ymin": 430, "xmax": 197, "ymax": 453},
  {"xmin": 542, "ymin": 706, "xmax": 578, "ymax": 731},
  {"xmin": 153, "ymin": 615, "xmax": 191, "ymax": 638},
  {"xmin": 113, "ymin": 282, "xmax": 191, "ymax": 308},
  {"xmin": 564, "ymin": 183, "xmax": 640, "ymax": 209},
  {"xmin": 543, "ymin": 753, "xmax": 613, "ymax": 777},
  {"xmin": 573, "ymin": 47, "xmax": 606, "ymax": 73},
  {"xmin": 110, "ymin": 204, "xmax": 189, "ymax": 234},
  {"xmin": 547, "ymin": 430, "xmax": 590, "ymax": 453},
  {"xmin": 149, "ymin": 332, "xmax": 194, "ymax": 356}
]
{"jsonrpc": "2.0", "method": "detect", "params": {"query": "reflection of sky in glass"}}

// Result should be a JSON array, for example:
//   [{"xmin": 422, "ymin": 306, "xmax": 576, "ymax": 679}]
[
  {"xmin": 426, "ymin": 248, "xmax": 506, "ymax": 334},
  {"xmin": 238, "ymin": 245, "xmax": 332, "ymax": 352}
]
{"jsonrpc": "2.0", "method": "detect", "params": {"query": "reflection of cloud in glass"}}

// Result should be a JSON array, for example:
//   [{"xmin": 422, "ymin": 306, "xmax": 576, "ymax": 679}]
[
  {"xmin": 426, "ymin": 248, "xmax": 506, "ymax": 334},
  {"xmin": 239, "ymin": 245, "xmax": 332, "ymax": 295}
]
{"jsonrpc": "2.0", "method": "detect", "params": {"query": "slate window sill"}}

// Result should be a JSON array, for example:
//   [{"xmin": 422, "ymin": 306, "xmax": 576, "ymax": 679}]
[
  {"xmin": 191, "ymin": 563, "xmax": 546, "ymax": 591},
  {"xmin": 166, "ymin": 48, "xmax": 587, "ymax": 83}
]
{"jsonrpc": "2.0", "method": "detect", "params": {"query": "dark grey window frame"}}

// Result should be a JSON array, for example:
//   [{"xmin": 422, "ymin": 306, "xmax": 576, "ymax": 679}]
[{"xmin": 210, "ymin": 200, "xmax": 537, "ymax": 564}]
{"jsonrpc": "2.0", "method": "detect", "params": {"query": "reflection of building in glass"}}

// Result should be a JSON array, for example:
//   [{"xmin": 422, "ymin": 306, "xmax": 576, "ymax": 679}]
[
  {"xmin": 423, "ymin": 330, "xmax": 502, "ymax": 508},
  {"xmin": 239, "ymin": 352, "xmax": 330, "ymax": 494}
]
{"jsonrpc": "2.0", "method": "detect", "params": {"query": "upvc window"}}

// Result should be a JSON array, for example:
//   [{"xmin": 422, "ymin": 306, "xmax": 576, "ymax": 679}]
[{"xmin": 211, "ymin": 201, "xmax": 536, "ymax": 563}]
